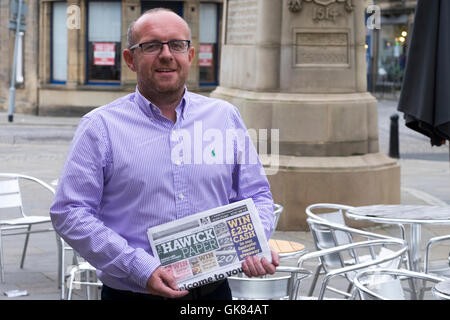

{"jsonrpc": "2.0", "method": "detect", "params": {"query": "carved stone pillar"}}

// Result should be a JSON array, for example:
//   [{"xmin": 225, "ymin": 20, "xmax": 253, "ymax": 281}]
[{"xmin": 211, "ymin": 0, "xmax": 400, "ymax": 231}]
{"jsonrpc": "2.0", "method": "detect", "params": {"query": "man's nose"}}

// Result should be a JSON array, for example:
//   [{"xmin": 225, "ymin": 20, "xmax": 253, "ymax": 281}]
[{"xmin": 158, "ymin": 43, "xmax": 173, "ymax": 59}]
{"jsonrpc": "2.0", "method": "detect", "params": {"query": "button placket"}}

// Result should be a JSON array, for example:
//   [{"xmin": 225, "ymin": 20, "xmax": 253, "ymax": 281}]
[{"xmin": 172, "ymin": 127, "xmax": 186, "ymax": 219}]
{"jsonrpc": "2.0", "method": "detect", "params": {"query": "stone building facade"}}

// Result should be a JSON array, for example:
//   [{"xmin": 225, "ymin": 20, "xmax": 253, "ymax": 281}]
[{"xmin": 0, "ymin": 0, "xmax": 223, "ymax": 116}]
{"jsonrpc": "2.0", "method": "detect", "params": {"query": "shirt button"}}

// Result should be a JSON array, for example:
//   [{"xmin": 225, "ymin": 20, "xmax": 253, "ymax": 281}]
[
  {"xmin": 175, "ymin": 160, "xmax": 181, "ymax": 166},
  {"xmin": 179, "ymin": 193, "xmax": 184, "ymax": 200}
]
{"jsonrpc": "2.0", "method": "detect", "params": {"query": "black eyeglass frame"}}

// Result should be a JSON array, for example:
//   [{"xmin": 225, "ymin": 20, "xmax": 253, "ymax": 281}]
[{"xmin": 129, "ymin": 40, "xmax": 191, "ymax": 54}]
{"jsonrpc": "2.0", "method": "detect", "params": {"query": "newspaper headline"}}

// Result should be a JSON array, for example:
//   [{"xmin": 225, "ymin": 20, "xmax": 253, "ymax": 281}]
[{"xmin": 147, "ymin": 198, "xmax": 271, "ymax": 290}]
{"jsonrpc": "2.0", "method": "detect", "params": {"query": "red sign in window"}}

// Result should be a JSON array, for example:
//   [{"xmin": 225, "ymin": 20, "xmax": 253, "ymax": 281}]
[
  {"xmin": 199, "ymin": 44, "xmax": 213, "ymax": 67},
  {"xmin": 94, "ymin": 42, "xmax": 115, "ymax": 66}
]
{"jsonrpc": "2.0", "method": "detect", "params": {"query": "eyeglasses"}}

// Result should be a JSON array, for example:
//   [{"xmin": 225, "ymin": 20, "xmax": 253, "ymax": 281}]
[{"xmin": 129, "ymin": 40, "xmax": 191, "ymax": 55}]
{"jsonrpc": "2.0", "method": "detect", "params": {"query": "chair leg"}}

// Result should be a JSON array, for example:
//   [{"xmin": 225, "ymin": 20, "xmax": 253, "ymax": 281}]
[
  {"xmin": 0, "ymin": 230, "xmax": 4, "ymax": 283},
  {"xmin": 349, "ymin": 287, "xmax": 359, "ymax": 300},
  {"xmin": 20, "ymin": 225, "xmax": 32, "ymax": 268},
  {"xmin": 60, "ymin": 251, "xmax": 65, "ymax": 300},
  {"xmin": 318, "ymin": 277, "xmax": 330, "ymax": 300},
  {"xmin": 67, "ymin": 267, "xmax": 77, "ymax": 300},
  {"xmin": 86, "ymin": 271, "xmax": 91, "ymax": 300},
  {"xmin": 308, "ymin": 264, "xmax": 323, "ymax": 296},
  {"xmin": 345, "ymin": 283, "xmax": 353, "ymax": 295},
  {"xmin": 56, "ymin": 236, "xmax": 65, "ymax": 299}
]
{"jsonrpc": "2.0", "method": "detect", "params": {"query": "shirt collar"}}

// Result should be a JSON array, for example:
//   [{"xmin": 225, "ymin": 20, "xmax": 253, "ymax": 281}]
[{"xmin": 134, "ymin": 86, "xmax": 189, "ymax": 121}]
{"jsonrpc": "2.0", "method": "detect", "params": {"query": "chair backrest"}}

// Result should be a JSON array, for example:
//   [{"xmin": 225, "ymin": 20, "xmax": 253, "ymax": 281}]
[
  {"xmin": 228, "ymin": 275, "xmax": 293, "ymax": 299},
  {"xmin": 306, "ymin": 204, "xmax": 367, "ymax": 269},
  {"xmin": 296, "ymin": 238, "xmax": 408, "ymax": 300},
  {"xmin": 308, "ymin": 219, "xmax": 346, "ymax": 268},
  {"xmin": 228, "ymin": 266, "xmax": 311, "ymax": 300},
  {"xmin": 307, "ymin": 216, "xmax": 400, "ymax": 270},
  {"xmin": 361, "ymin": 276, "xmax": 406, "ymax": 300},
  {"xmin": 0, "ymin": 173, "xmax": 55, "ymax": 218},
  {"xmin": 354, "ymin": 268, "xmax": 445, "ymax": 300},
  {"xmin": 424, "ymin": 234, "xmax": 450, "ymax": 275},
  {"xmin": 0, "ymin": 177, "xmax": 24, "ymax": 216},
  {"xmin": 306, "ymin": 203, "xmax": 354, "ymax": 246}
]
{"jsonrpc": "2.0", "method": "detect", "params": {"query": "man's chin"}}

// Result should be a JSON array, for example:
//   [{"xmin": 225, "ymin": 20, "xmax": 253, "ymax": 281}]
[
  {"xmin": 154, "ymin": 83, "xmax": 184, "ymax": 94},
  {"xmin": 139, "ymin": 78, "xmax": 185, "ymax": 98}
]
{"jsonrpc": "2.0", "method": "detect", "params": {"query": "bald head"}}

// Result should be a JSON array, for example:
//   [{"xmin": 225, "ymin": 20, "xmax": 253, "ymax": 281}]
[{"xmin": 126, "ymin": 8, "xmax": 192, "ymax": 48}]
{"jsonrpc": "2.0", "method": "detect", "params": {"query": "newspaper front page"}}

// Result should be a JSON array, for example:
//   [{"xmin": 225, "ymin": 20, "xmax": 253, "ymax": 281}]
[{"xmin": 147, "ymin": 198, "xmax": 271, "ymax": 291}]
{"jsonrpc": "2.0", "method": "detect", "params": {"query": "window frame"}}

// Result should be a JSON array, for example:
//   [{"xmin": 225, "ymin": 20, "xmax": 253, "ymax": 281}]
[
  {"xmin": 85, "ymin": 0, "xmax": 122, "ymax": 86},
  {"xmin": 50, "ymin": 1, "xmax": 68, "ymax": 85},
  {"xmin": 198, "ymin": 2, "xmax": 220, "ymax": 87}
]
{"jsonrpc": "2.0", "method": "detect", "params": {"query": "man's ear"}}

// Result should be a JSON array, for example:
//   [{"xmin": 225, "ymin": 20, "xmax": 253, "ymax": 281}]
[
  {"xmin": 123, "ymin": 49, "xmax": 136, "ymax": 72},
  {"xmin": 188, "ymin": 46, "xmax": 195, "ymax": 64}
]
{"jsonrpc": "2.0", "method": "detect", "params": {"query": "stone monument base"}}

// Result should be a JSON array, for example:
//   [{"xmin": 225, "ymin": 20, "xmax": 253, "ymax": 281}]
[
  {"xmin": 211, "ymin": 87, "xmax": 379, "ymax": 157},
  {"xmin": 261, "ymin": 152, "xmax": 400, "ymax": 231}
]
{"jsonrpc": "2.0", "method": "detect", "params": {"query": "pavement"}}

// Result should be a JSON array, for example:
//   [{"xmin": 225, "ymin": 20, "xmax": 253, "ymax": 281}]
[{"xmin": 0, "ymin": 98, "xmax": 449, "ymax": 300}]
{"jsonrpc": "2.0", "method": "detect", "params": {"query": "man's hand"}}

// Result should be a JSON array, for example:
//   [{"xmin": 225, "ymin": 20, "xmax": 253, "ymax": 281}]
[
  {"xmin": 146, "ymin": 266, "xmax": 189, "ymax": 298},
  {"xmin": 241, "ymin": 247, "xmax": 280, "ymax": 277}
]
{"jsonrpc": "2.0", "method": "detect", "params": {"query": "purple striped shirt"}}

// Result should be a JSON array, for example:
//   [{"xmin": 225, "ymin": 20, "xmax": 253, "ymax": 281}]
[{"xmin": 50, "ymin": 87, "xmax": 274, "ymax": 293}]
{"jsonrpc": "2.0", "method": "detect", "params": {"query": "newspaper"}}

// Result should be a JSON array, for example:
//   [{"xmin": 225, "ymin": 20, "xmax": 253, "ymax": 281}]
[{"xmin": 147, "ymin": 198, "xmax": 271, "ymax": 291}]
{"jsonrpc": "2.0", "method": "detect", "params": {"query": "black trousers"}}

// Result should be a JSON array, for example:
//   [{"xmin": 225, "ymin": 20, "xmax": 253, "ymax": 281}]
[{"xmin": 101, "ymin": 279, "xmax": 232, "ymax": 301}]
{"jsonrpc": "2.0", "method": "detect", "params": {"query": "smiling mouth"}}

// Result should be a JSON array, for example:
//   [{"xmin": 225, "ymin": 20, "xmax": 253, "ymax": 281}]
[{"xmin": 156, "ymin": 68, "xmax": 176, "ymax": 73}]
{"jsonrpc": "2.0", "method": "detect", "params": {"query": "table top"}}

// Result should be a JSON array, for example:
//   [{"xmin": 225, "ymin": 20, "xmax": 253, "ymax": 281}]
[
  {"xmin": 346, "ymin": 205, "xmax": 450, "ymax": 224},
  {"xmin": 268, "ymin": 239, "xmax": 305, "ymax": 255}
]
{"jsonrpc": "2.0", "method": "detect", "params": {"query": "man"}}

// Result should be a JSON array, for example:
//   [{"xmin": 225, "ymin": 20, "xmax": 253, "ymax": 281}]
[{"xmin": 50, "ymin": 8, "xmax": 278, "ymax": 300}]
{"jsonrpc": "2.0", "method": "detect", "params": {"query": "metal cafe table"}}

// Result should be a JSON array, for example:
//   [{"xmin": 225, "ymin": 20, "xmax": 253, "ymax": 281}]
[{"xmin": 345, "ymin": 205, "xmax": 450, "ymax": 272}]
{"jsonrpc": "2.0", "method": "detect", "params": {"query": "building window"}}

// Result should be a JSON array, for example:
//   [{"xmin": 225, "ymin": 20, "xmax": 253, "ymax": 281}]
[
  {"xmin": 87, "ymin": 1, "xmax": 121, "ymax": 84},
  {"xmin": 199, "ymin": 3, "xmax": 218, "ymax": 85},
  {"xmin": 51, "ymin": 1, "xmax": 68, "ymax": 83}
]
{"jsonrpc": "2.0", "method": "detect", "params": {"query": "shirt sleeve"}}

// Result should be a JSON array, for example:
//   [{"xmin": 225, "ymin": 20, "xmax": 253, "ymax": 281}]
[
  {"xmin": 49, "ymin": 116, "xmax": 159, "ymax": 291},
  {"xmin": 227, "ymin": 106, "xmax": 275, "ymax": 240}
]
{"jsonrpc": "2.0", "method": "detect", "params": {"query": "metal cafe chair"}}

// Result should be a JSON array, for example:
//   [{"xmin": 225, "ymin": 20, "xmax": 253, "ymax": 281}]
[
  {"xmin": 295, "ymin": 237, "xmax": 409, "ymax": 300},
  {"xmin": 354, "ymin": 268, "xmax": 445, "ymax": 300},
  {"xmin": 306, "ymin": 203, "xmax": 406, "ymax": 245},
  {"xmin": 57, "ymin": 235, "xmax": 72, "ymax": 299},
  {"xmin": 66, "ymin": 249, "xmax": 102, "ymax": 300},
  {"xmin": 419, "ymin": 234, "xmax": 450, "ymax": 297},
  {"xmin": 424, "ymin": 234, "xmax": 450, "ymax": 277},
  {"xmin": 228, "ymin": 266, "xmax": 311, "ymax": 300},
  {"xmin": 305, "ymin": 203, "xmax": 408, "ymax": 296},
  {"xmin": 57, "ymin": 236, "xmax": 102, "ymax": 300},
  {"xmin": 432, "ymin": 280, "xmax": 450, "ymax": 300},
  {"xmin": 0, "ymin": 173, "xmax": 57, "ymax": 283}
]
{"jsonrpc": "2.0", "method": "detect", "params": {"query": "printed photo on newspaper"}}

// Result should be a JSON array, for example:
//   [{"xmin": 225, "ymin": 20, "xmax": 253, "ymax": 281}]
[{"xmin": 147, "ymin": 198, "xmax": 271, "ymax": 291}]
